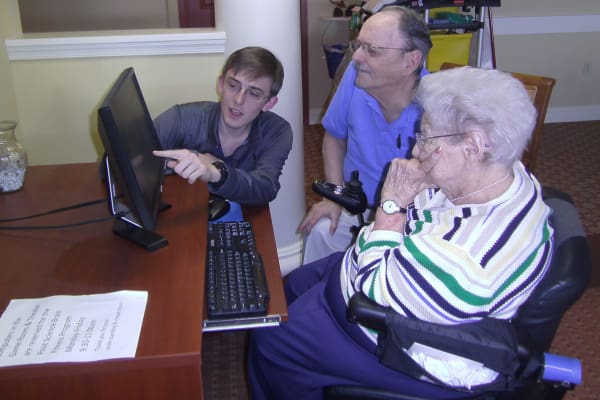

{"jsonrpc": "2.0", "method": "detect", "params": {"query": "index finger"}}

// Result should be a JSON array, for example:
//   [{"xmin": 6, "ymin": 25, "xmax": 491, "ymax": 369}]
[{"xmin": 152, "ymin": 149, "xmax": 185, "ymax": 160}]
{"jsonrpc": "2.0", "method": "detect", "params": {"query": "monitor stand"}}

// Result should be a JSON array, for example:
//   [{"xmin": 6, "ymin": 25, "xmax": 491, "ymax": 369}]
[
  {"xmin": 112, "ymin": 218, "xmax": 168, "ymax": 251},
  {"xmin": 103, "ymin": 155, "xmax": 169, "ymax": 251}
]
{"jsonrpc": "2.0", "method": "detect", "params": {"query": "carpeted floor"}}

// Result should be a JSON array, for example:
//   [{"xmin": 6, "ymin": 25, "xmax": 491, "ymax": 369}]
[
  {"xmin": 202, "ymin": 120, "xmax": 600, "ymax": 400},
  {"xmin": 533, "ymin": 121, "xmax": 600, "ymax": 400}
]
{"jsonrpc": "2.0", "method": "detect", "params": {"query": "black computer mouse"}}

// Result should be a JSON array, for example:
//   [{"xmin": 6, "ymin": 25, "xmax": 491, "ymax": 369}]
[{"xmin": 208, "ymin": 195, "xmax": 231, "ymax": 221}]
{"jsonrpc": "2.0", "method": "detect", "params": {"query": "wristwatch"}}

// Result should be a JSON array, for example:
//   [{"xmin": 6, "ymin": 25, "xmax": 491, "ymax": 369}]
[
  {"xmin": 211, "ymin": 161, "xmax": 229, "ymax": 187},
  {"xmin": 380, "ymin": 199, "xmax": 407, "ymax": 215}
]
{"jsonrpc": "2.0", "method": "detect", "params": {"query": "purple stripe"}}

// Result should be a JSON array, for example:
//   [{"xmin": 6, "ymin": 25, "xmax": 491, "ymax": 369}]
[
  {"xmin": 488, "ymin": 238, "xmax": 552, "ymax": 314},
  {"xmin": 481, "ymin": 185, "xmax": 539, "ymax": 267},
  {"xmin": 388, "ymin": 248, "xmax": 481, "ymax": 321}
]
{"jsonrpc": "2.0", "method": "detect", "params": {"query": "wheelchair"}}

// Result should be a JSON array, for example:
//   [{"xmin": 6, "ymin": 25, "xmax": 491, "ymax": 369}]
[{"xmin": 313, "ymin": 173, "xmax": 591, "ymax": 400}]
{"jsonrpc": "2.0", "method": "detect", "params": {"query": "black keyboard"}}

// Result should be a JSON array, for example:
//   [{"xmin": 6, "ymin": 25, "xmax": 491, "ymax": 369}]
[{"xmin": 205, "ymin": 221, "xmax": 270, "ymax": 319}]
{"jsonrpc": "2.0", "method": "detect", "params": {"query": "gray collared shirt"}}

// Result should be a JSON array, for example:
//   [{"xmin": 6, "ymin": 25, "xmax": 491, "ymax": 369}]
[{"xmin": 154, "ymin": 101, "xmax": 293, "ymax": 205}]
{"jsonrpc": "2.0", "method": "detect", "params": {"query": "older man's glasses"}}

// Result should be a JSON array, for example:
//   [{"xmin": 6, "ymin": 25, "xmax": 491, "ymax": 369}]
[
  {"xmin": 224, "ymin": 78, "xmax": 269, "ymax": 103},
  {"xmin": 414, "ymin": 132, "xmax": 466, "ymax": 147},
  {"xmin": 349, "ymin": 40, "xmax": 413, "ymax": 58}
]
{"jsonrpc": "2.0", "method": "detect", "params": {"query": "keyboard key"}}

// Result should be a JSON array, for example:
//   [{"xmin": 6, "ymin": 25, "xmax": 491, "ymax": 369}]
[{"xmin": 206, "ymin": 221, "xmax": 269, "ymax": 319}]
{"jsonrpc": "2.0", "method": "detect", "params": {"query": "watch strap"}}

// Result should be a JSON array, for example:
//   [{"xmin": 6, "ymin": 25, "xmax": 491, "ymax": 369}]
[
  {"xmin": 396, "ymin": 204, "xmax": 408, "ymax": 214},
  {"xmin": 211, "ymin": 161, "xmax": 228, "ymax": 187},
  {"xmin": 380, "ymin": 200, "xmax": 408, "ymax": 215}
]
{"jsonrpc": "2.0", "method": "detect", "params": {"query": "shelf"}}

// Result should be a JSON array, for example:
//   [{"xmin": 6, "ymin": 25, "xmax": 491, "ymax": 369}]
[
  {"xmin": 319, "ymin": 15, "xmax": 350, "ymax": 21},
  {"xmin": 428, "ymin": 21, "xmax": 483, "ymax": 31},
  {"xmin": 402, "ymin": 0, "xmax": 500, "ymax": 10}
]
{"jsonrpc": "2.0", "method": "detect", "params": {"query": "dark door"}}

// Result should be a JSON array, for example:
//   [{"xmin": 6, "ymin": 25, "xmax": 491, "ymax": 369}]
[{"xmin": 179, "ymin": 0, "xmax": 215, "ymax": 27}]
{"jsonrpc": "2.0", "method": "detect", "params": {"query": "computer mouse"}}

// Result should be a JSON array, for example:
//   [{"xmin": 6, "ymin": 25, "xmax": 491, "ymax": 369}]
[{"xmin": 208, "ymin": 195, "xmax": 231, "ymax": 221}]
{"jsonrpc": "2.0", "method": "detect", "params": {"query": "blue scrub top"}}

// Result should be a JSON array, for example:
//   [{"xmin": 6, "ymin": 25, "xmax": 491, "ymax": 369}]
[{"xmin": 322, "ymin": 61, "xmax": 426, "ymax": 206}]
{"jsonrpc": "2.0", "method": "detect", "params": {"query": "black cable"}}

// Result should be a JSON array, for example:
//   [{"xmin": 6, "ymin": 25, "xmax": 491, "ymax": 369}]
[
  {"xmin": 0, "ymin": 198, "xmax": 107, "ymax": 223},
  {"xmin": 0, "ymin": 215, "xmax": 118, "ymax": 230},
  {"xmin": 487, "ymin": 6, "xmax": 497, "ymax": 69}
]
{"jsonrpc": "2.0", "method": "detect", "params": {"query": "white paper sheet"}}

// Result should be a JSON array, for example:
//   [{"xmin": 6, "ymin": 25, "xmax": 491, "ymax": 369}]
[{"xmin": 0, "ymin": 290, "xmax": 148, "ymax": 368}]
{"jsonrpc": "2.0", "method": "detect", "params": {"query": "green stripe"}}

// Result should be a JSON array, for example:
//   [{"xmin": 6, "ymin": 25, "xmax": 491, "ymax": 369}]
[
  {"xmin": 362, "ymin": 240, "xmax": 399, "ymax": 252},
  {"xmin": 411, "ymin": 209, "xmax": 432, "ymax": 235},
  {"xmin": 358, "ymin": 230, "xmax": 367, "ymax": 249},
  {"xmin": 492, "ymin": 221, "xmax": 553, "ymax": 297},
  {"xmin": 358, "ymin": 229, "xmax": 399, "ymax": 252},
  {"xmin": 405, "ymin": 223, "xmax": 551, "ymax": 306}
]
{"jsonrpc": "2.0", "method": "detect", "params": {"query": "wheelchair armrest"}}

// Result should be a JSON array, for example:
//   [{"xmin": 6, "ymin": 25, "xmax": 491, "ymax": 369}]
[
  {"xmin": 311, "ymin": 170, "xmax": 368, "ymax": 216},
  {"xmin": 347, "ymin": 292, "xmax": 389, "ymax": 332},
  {"xmin": 347, "ymin": 292, "xmax": 523, "ymax": 380}
]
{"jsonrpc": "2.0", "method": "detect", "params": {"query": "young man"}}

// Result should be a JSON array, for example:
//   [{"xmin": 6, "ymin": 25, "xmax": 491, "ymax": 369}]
[
  {"xmin": 297, "ymin": 6, "xmax": 432, "ymax": 264},
  {"xmin": 153, "ymin": 46, "xmax": 293, "ymax": 205}
]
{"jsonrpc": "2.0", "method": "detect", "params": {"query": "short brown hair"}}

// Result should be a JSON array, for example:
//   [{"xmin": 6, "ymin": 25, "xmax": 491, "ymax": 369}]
[{"xmin": 221, "ymin": 46, "xmax": 284, "ymax": 98}]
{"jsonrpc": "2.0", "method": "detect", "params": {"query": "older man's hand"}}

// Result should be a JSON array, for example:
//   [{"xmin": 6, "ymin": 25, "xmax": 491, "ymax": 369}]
[{"xmin": 297, "ymin": 199, "xmax": 343, "ymax": 236}]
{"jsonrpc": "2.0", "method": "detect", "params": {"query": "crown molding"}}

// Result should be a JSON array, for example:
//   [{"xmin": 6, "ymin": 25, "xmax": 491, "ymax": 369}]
[
  {"xmin": 5, "ymin": 29, "xmax": 226, "ymax": 60},
  {"xmin": 492, "ymin": 14, "xmax": 600, "ymax": 35}
]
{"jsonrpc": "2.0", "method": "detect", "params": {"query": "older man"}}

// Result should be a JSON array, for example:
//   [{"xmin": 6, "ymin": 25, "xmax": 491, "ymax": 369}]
[{"xmin": 298, "ymin": 6, "xmax": 432, "ymax": 264}]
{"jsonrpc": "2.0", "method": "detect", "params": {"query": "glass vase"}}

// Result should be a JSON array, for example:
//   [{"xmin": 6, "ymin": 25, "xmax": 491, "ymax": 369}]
[{"xmin": 0, "ymin": 120, "xmax": 28, "ymax": 193}]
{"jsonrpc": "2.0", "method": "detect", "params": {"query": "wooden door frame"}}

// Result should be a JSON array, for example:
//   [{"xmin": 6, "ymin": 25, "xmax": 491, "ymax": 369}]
[{"xmin": 300, "ymin": 0, "xmax": 309, "ymax": 128}]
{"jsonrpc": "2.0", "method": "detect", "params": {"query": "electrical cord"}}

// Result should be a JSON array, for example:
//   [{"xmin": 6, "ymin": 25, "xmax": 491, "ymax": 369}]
[
  {"xmin": 0, "ymin": 198, "xmax": 107, "ymax": 223},
  {"xmin": 487, "ymin": 6, "xmax": 497, "ymax": 69},
  {"xmin": 0, "ymin": 197, "xmax": 127, "ymax": 230},
  {"xmin": 0, "ymin": 214, "xmax": 120, "ymax": 230}
]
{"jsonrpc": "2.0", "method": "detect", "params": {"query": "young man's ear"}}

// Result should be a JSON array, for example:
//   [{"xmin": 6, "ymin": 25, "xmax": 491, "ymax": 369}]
[
  {"xmin": 216, "ymin": 75, "xmax": 224, "ymax": 97},
  {"xmin": 262, "ymin": 96, "xmax": 278, "ymax": 112}
]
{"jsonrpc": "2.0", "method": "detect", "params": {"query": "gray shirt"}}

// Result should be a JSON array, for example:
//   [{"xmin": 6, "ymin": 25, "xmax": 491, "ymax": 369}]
[{"xmin": 154, "ymin": 101, "xmax": 292, "ymax": 205}]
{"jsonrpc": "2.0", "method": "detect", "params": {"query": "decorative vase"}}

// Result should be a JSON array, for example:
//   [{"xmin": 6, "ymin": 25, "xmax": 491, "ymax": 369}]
[{"xmin": 0, "ymin": 120, "xmax": 28, "ymax": 193}]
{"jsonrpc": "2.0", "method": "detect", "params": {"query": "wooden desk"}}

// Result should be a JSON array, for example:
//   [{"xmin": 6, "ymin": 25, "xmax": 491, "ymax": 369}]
[{"xmin": 0, "ymin": 163, "xmax": 287, "ymax": 399}]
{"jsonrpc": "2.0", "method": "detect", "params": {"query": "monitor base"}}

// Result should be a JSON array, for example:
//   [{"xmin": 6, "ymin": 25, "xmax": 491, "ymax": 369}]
[{"xmin": 112, "ymin": 218, "xmax": 168, "ymax": 251}]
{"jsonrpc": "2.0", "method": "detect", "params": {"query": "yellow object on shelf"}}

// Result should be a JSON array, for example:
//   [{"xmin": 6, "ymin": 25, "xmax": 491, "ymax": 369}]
[
  {"xmin": 427, "ymin": 32, "xmax": 472, "ymax": 71},
  {"xmin": 429, "ymin": 7, "xmax": 460, "ymax": 18}
]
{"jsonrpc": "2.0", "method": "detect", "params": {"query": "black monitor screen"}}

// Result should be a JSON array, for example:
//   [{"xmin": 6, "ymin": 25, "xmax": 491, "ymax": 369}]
[{"xmin": 98, "ymin": 67, "xmax": 165, "ymax": 237}]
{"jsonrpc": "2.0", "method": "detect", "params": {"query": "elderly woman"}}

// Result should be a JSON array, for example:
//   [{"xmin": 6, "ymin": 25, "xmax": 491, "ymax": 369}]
[{"xmin": 248, "ymin": 67, "xmax": 554, "ymax": 400}]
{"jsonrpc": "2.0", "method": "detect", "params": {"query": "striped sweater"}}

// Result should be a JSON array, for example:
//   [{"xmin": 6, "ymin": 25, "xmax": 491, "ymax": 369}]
[{"xmin": 341, "ymin": 161, "xmax": 554, "ymax": 329}]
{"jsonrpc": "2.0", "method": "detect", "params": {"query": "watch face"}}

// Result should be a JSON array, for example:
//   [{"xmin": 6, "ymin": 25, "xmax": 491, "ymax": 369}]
[
  {"xmin": 382, "ymin": 200, "xmax": 400, "ymax": 214},
  {"xmin": 212, "ymin": 161, "xmax": 228, "ymax": 185}
]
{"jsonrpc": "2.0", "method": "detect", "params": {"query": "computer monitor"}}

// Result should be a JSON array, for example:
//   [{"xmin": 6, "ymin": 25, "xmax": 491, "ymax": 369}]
[{"xmin": 97, "ymin": 67, "xmax": 169, "ymax": 251}]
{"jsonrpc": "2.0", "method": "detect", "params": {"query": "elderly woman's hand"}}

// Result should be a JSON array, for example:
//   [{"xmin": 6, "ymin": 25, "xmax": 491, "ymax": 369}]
[
  {"xmin": 374, "ymin": 149, "xmax": 441, "ymax": 231},
  {"xmin": 381, "ymin": 145, "xmax": 441, "ymax": 203},
  {"xmin": 380, "ymin": 158, "xmax": 427, "ymax": 207}
]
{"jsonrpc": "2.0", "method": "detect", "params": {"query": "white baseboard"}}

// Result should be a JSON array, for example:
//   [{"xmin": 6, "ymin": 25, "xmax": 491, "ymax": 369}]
[
  {"xmin": 309, "ymin": 107, "xmax": 323, "ymax": 125},
  {"xmin": 277, "ymin": 239, "xmax": 304, "ymax": 277},
  {"xmin": 546, "ymin": 105, "xmax": 600, "ymax": 124}
]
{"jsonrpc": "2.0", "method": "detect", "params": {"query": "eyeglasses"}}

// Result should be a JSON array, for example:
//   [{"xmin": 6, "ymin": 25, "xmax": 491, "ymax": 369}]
[
  {"xmin": 414, "ymin": 132, "xmax": 466, "ymax": 146},
  {"xmin": 349, "ymin": 40, "xmax": 413, "ymax": 58},
  {"xmin": 223, "ymin": 77, "xmax": 270, "ymax": 103}
]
